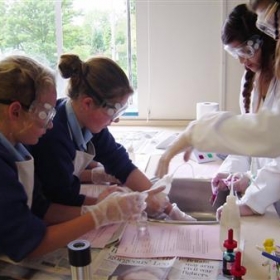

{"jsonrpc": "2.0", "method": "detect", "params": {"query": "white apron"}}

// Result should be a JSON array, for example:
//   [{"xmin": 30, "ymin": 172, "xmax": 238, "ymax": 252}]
[
  {"xmin": 73, "ymin": 141, "xmax": 96, "ymax": 177},
  {"xmin": 15, "ymin": 157, "xmax": 34, "ymax": 209}
]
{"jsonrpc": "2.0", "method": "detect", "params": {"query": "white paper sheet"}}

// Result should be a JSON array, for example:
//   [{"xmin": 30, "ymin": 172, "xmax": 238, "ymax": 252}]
[{"xmin": 116, "ymin": 222, "xmax": 222, "ymax": 260}]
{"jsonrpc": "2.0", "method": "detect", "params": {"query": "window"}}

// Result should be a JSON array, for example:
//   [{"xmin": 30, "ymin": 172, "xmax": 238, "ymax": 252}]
[{"xmin": 0, "ymin": 0, "xmax": 138, "ymax": 116}]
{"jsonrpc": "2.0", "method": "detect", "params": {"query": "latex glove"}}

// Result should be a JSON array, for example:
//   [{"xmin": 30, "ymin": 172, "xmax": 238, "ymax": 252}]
[
  {"xmin": 155, "ymin": 124, "xmax": 195, "ymax": 178},
  {"xmin": 142, "ymin": 185, "xmax": 169, "ymax": 217},
  {"xmin": 168, "ymin": 203, "xmax": 197, "ymax": 221},
  {"xmin": 81, "ymin": 192, "xmax": 147, "ymax": 228},
  {"xmin": 146, "ymin": 192, "xmax": 170, "ymax": 217},
  {"xmin": 211, "ymin": 173, "xmax": 231, "ymax": 193},
  {"xmin": 91, "ymin": 166, "xmax": 121, "ymax": 184},
  {"xmin": 223, "ymin": 173, "xmax": 250, "ymax": 193},
  {"xmin": 216, "ymin": 205, "xmax": 223, "ymax": 221},
  {"xmin": 96, "ymin": 185, "xmax": 127, "ymax": 203},
  {"xmin": 216, "ymin": 203, "xmax": 255, "ymax": 220}
]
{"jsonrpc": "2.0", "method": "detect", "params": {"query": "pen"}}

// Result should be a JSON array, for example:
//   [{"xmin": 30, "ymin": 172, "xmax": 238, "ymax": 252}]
[{"xmin": 262, "ymin": 251, "xmax": 280, "ymax": 263}]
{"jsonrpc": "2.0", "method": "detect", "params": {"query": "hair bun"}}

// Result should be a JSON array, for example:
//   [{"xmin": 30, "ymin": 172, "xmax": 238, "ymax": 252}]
[{"xmin": 58, "ymin": 54, "xmax": 82, "ymax": 79}]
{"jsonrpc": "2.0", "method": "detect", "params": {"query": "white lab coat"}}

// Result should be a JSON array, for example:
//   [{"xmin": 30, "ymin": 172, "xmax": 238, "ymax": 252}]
[
  {"xmin": 217, "ymin": 74, "xmax": 280, "ymax": 214},
  {"xmin": 188, "ymin": 84, "xmax": 280, "ymax": 157}
]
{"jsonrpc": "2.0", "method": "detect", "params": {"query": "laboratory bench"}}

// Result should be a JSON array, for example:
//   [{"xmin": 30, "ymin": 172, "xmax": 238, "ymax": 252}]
[{"xmin": 0, "ymin": 126, "xmax": 279, "ymax": 279}]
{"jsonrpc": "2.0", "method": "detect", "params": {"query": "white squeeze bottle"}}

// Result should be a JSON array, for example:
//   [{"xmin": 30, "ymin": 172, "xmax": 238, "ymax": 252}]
[{"xmin": 219, "ymin": 174, "xmax": 241, "ymax": 251}]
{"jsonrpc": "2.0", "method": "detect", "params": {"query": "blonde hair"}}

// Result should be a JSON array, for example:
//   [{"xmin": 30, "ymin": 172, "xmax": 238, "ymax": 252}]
[{"xmin": 0, "ymin": 55, "xmax": 56, "ymax": 107}]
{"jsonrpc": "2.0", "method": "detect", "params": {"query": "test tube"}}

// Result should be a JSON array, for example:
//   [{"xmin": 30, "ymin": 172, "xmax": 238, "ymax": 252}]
[{"xmin": 67, "ymin": 239, "xmax": 92, "ymax": 280}]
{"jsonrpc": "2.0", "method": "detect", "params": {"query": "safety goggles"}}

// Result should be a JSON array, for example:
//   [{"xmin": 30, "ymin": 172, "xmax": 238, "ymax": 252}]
[
  {"xmin": 28, "ymin": 101, "xmax": 56, "ymax": 128},
  {"xmin": 104, "ymin": 101, "xmax": 128, "ymax": 120},
  {"xmin": 224, "ymin": 35, "xmax": 263, "ymax": 59},
  {"xmin": 83, "ymin": 76, "xmax": 128, "ymax": 120},
  {"xmin": 0, "ymin": 98, "xmax": 56, "ymax": 128},
  {"xmin": 256, "ymin": 1, "xmax": 280, "ymax": 40}
]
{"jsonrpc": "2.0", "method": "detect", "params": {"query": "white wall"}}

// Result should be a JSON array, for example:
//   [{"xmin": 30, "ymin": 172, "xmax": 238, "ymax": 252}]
[{"xmin": 135, "ymin": 0, "xmax": 244, "ymax": 120}]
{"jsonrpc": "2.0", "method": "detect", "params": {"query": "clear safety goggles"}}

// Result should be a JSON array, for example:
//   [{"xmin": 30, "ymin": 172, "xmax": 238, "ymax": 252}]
[
  {"xmin": 0, "ymin": 98, "xmax": 56, "ymax": 128},
  {"xmin": 256, "ymin": 1, "xmax": 280, "ymax": 39},
  {"xmin": 83, "ymin": 76, "xmax": 128, "ymax": 120},
  {"xmin": 104, "ymin": 101, "xmax": 128, "ymax": 120},
  {"xmin": 28, "ymin": 101, "xmax": 56, "ymax": 128},
  {"xmin": 224, "ymin": 35, "xmax": 263, "ymax": 59}
]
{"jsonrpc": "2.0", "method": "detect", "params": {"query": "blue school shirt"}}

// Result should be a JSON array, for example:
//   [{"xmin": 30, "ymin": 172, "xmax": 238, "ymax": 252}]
[
  {"xmin": 0, "ymin": 134, "xmax": 49, "ymax": 262},
  {"xmin": 30, "ymin": 98, "xmax": 136, "ymax": 206}
]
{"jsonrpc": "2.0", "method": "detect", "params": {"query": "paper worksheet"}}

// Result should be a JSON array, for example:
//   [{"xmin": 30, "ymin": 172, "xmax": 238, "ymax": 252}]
[{"xmin": 116, "ymin": 222, "xmax": 222, "ymax": 260}]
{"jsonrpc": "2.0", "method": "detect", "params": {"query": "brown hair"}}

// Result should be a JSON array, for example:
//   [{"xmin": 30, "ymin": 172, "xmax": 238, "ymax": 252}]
[
  {"xmin": 58, "ymin": 54, "xmax": 133, "ymax": 104},
  {"xmin": 0, "ymin": 55, "xmax": 55, "ymax": 107},
  {"xmin": 222, "ymin": 4, "xmax": 276, "ymax": 113}
]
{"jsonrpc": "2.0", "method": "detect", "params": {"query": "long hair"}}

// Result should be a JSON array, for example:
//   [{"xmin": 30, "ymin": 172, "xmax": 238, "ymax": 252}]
[{"xmin": 222, "ymin": 4, "xmax": 276, "ymax": 113}]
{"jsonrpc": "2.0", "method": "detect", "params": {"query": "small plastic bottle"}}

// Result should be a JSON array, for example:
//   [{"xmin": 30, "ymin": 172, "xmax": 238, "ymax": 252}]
[
  {"xmin": 219, "ymin": 180, "xmax": 241, "ymax": 251},
  {"xmin": 230, "ymin": 251, "xmax": 246, "ymax": 280},
  {"xmin": 223, "ymin": 228, "xmax": 237, "ymax": 276}
]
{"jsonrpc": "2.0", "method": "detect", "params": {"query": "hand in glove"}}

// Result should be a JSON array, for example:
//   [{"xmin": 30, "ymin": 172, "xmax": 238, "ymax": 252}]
[
  {"xmin": 223, "ymin": 173, "xmax": 250, "ymax": 193},
  {"xmin": 96, "ymin": 185, "xmax": 126, "ymax": 203},
  {"xmin": 81, "ymin": 191, "xmax": 147, "ymax": 228},
  {"xmin": 216, "ymin": 201, "xmax": 255, "ymax": 220},
  {"xmin": 91, "ymin": 166, "xmax": 120, "ymax": 184},
  {"xmin": 155, "ymin": 124, "xmax": 195, "ymax": 178},
  {"xmin": 211, "ymin": 173, "xmax": 231, "ymax": 193},
  {"xmin": 145, "ymin": 191, "xmax": 170, "ymax": 217},
  {"xmin": 168, "ymin": 203, "xmax": 197, "ymax": 221}
]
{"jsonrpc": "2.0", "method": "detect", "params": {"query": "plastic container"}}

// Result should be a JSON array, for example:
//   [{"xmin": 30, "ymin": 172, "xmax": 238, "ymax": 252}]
[
  {"xmin": 222, "ymin": 228, "xmax": 237, "ymax": 276},
  {"xmin": 231, "ymin": 251, "xmax": 246, "ymax": 280},
  {"xmin": 219, "ymin": 175, "xmax": 241, "ymax": 251}
]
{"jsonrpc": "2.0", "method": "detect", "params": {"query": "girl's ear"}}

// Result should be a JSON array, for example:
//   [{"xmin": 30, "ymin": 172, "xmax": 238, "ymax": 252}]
[
  {"xmin": 82, "ymin": 96, "xmax": 98, "ymax": 111},
  {"xmin": 8, "ymin": 102, "xmax": 22, "ymax": 119}
]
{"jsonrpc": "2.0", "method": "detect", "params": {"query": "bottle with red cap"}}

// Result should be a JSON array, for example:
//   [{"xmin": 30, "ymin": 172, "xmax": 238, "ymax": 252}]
[
  {"xmin": 223, "ymin": 228, "xmax": 237, "ymax": 276},
  {"xmin": 231, "ymin": 251, "xmax": 246, "ymax": 280}
]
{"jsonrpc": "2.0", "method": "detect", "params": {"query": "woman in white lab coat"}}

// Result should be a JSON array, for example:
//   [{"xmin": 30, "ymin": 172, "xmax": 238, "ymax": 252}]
[
  {"xmin": 155, "ymin": 0, "xmax": 280, "ymax": 179},
  {"xmin": 211, "ymin": 4, "xmax": 280, "ymax": 216}
]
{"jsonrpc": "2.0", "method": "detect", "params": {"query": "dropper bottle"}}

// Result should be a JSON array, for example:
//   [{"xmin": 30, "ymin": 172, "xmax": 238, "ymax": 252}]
[
  {"xmin": 223, "ymin": 228, "xmax": 237, "ymax": 276},
  {"xmin": 230, "ymin": 251, "xmax": 246, "ymax": 280},
  {"xmin": 219, "ymin": 173, "xmax": 241, "ymax": 251}
]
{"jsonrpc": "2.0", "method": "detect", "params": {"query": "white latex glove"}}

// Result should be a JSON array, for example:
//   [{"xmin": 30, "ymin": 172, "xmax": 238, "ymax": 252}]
[
  {"xmin": 168, "ymin": 203, "xmax": 197, "ymax": 221},
  {"xmin": 216, "ymin": 202, "xmax": 255, "ymax": 220},
  {"xmin": 224, "ymin": 173, "xmax": 250, "ymax": 193},
  {"xmin": 96, "ymin": 185, "xmax": 127, "ymax": 203},
  {"xmin": 91, "ymin": 166, "xmax": 121, "ymax": 184},
  {"xmin": 145, "ymin": 191, "xmax": 170, "ymax": 217},
  {"xmin": 81, "ymin": 192, "xmax": 147, "ymax": 228},
  {"xmin": 211, "ymin": 173, "xmax": 230, "ymax": 193},
  {"xmin": 155, "ymin": 124, "xmax": 195, "ymax": 178}
]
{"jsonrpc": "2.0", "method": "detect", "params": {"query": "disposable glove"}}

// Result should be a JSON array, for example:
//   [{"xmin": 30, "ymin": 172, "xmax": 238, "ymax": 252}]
[
  {"xmin": 168, "ymin": 203, "xmax": 197, "ymax": 221},
  {"xmin": 91, "ymin": 166, "xmax": 120, "ymax": 184},
  {"xmin": 223, "ymin": 173, "xmax": 250, "ymax": 193},
  {"xmin": 216, "ymin": 202, "xmax": 255, "ymax": 220},
  {"xmin": 155, "ymin": 124, "xmax": 195, "ymax": 178},
  {"xmin": 81, "ymin": 191, "xmax": 147, "ymax": 228},
  {"xmin": 96, "ymin": 185, "xmax": 126, "ymax": 203},
  {"xmin": 211, "ymin": 173, "xmax": 231, "ymax": 193},
  {"xmin": 145, "ymin": 191, "xmax": 170, "ymax": 217},
  {"xmin": 145, "ymin": 176, "xmax": 171, "ymax": 217}
]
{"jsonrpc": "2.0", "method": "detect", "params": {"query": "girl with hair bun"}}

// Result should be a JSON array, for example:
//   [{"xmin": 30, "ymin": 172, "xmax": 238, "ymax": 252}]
[{"xmin": 31, "ymin": 54, "xmax": 193, "ymax": 221}]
